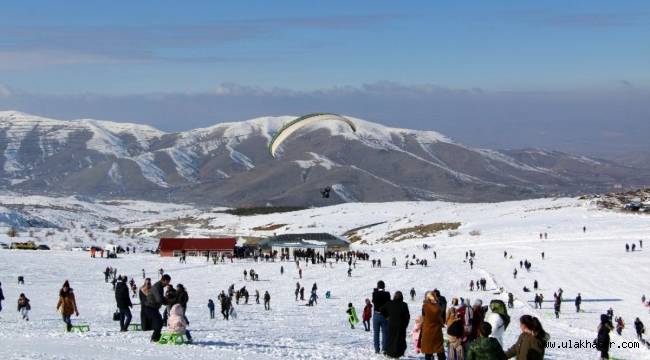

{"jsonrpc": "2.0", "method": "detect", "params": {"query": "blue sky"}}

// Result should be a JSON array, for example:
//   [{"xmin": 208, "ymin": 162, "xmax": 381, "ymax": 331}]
[
  {"xmin": 0, "ymin": 1, "xmax": 648, "ymax": 155},
  {"xmin": 2, "ymin": 0, "xmax": 648, "ymax": 93}
]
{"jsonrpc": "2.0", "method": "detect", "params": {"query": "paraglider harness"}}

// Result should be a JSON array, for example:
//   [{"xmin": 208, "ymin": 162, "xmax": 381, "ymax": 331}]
[{"xmin": 321, "ymin": 186, "xmax": 331, "ymax": 199}]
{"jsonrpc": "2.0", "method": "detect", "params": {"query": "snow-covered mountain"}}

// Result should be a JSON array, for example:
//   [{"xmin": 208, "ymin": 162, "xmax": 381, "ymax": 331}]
[{"xmin": 0, "ymin": 110, "xmax": 647, "ymax": 206}]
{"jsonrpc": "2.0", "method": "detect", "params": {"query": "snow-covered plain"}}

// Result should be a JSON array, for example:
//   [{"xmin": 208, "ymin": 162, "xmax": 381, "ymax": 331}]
[{"xmin": 0, "ymin": 197, "xmax": 649, "ymax": 359}]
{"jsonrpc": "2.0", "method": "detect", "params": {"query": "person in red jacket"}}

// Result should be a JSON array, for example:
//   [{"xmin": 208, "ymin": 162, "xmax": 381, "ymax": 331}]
[{"xmin": 362, "ymin": 298, "xmax": 372, "ymax": 332}]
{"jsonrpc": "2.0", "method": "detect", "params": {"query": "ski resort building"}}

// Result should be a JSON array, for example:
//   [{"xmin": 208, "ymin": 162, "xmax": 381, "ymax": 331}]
[
  {"xmin": 158, "ymin": 237, "xmax": 237, "ymax": 257},
  {"xmin": 264, "ymin": 233, "xmax": 350, "ymax": 258}
]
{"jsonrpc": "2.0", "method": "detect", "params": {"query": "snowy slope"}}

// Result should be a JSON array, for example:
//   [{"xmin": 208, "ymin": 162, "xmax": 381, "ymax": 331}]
[{"xmin": 0, "ymin": 196, "xmax": 649, "ymax": 359}]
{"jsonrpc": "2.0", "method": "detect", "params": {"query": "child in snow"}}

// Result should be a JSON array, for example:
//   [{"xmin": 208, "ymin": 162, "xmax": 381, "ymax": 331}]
[
  {"xmin": 346, "ymin": 303, "xmax": 359, "ymax": 329},
  {"xmin": 615, "ymin": 317, "xmax": 625, "ymax": 335},
  {"xmin": 168, "ymin": 304, "xmax": 192, "ymax": 342},
  {"xmin": 362, "ymin": 299, "xmax": 372, "ymax": 332},
  {"xmin": 412, "ymin": 315, "xmax": 422, "ymax": 354},
  {"xmin": 17, "ymin": 293, "xmax": 30, "ymax": 321}
]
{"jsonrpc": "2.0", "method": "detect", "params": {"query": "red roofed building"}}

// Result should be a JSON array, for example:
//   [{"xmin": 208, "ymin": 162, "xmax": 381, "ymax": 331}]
[{"xmin": 158, "ymin": 238, "xmax": 237, "ymax": 257}]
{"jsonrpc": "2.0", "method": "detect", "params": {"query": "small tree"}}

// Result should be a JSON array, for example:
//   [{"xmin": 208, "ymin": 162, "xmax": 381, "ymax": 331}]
[{"xmin": 7, "ymin": 227, "xmax": 18, "ymax": 237}]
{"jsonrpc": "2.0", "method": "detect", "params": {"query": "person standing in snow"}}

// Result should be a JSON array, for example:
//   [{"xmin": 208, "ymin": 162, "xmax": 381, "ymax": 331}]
[
  {"xmin": 381, "ymin": 291, "xmax": 410, "ymax": 358},
  {"xmin": 410, "ymin": 288, "xmax": 417, "ymax": 301},
  {"xmin": 144, "ymin": 274, "xmax": 170, "ymax": 342},
  {"xmin": 446, "ymin": 306, "xmax": 465, "ymax": 360},
  {"xmin": 507, "ymin": 293, "xmax": 514, "ymax": 309},
  {"xmin": 264, "ymin": 291, "xmax": 271, "ymax": 310},
  {"xmin": 634, "ymin": 318, "xmax": 645, "ymax": 340},
  {"xmin": 485, "ymin": 300, "xmax": 510, "ymax": 348},
  {"xmin": 466, "ymin": 323, "xmax": 506, "ymax": 360},
  {"xmin": 420, "ymin": 292, "xmax": 445, "ymax": 360},
  {"xmin": 115, "ymin": 276, "xmax": 133, "ymax": 331},
  {"xmin": 347, "ymin": 303, "xmax": 359, "ymax": 329},
  {"xmin": 574, "ymin": 293, "xmax": 582, "ymax": 313},
  {"xmin": 412, "ymin": 315, "xmax": 423, "ymax": 354},
  {"xmin": 615, "ymin": 317, "xmax": 625, "ymax": 335},
  {"xmin": 362, "ymin": 299, "xmax": 372, "ymax": 332},
  {"xmin": 0, "ymin": 282, "xmax": 4, "ymax": 313},
  {"xmin": 470, "ymin": 299, "xmax": 486, "ymax": 342},
  {"xmin": 17, "ymin": 293, "xmax": 30, "ymax": 321},
  {"xmin": 553, "ymin": 290, "xmax": 563, "ymax": 319},
  {"xmin": 139, "ymin": 278, "xmax": 152, "ymax": 331},
  {"xmin": 220, "ymin": 292, "xmax": 231, "ymax": 320},
  {"xmin": 207, "ymin": 299, "xmax": 215, "ymax": 319},
  {"xmin": 372, "ymin": 280, "xmax": 391, "ymax": 354},
  {"xmin": 596, "ymin": 314, "xmax": 613, "ymax": 360},
  {"xmin": 56, "ymin": 280, "xmax": 79, "ymax": 332},
  {"xmin": 504, "ymin": 315, "xmax": 547, "ymax": 360},
  {"xmin": 176, "ymin": 284, "xmax": 189, "ymax": 315}
]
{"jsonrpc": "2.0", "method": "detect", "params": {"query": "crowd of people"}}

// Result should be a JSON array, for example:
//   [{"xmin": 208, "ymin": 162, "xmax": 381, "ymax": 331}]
[
  {"xmin": 1, "ymin": 231, "xmax": 648, "ymax": 359},
  {"xmin": 366, "ymin": 279, "xmax": 548, "ymax": 359}
]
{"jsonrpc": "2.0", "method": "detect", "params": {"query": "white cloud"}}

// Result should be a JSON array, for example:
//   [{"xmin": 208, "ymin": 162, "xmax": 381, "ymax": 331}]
[{"xmin": 0, "ymin": 50, "xmax": 133, "ymax": 70}]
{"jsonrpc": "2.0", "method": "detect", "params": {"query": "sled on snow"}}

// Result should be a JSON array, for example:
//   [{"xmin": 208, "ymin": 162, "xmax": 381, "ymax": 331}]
[
  {"xmin": 158, "ymin": 332, "xmax": 190, "ymax": 345},
  {"xmin": 348, "ymin": 307, "xmax": 360, "ymax": 325},
  {"xmin": 67, "ymin": 324, "xmax": 90, "ymax": 332}
]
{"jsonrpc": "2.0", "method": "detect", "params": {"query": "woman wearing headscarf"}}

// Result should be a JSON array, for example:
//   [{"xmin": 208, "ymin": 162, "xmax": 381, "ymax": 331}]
[
  {"xmin": 446, "ymin": 307, "xmax": 465, "ymax": 360},
  {"xmin": 381, "ymin": 291, "xmax": 411, "ymax": 358},
  {"xmin": 420, "ymin": 291, "xmax": 445, "ymax": 359},
  {"xmin": 485, "ymin": 300, "xmax": 510, "ymax": 347}
]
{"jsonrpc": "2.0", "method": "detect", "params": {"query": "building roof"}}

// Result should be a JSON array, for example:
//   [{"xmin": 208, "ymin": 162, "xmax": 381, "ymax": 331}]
[
  {"xmin": 158, "ymin": 238, "xmax": 237, "ymax": 252},
  {"xmin": 264, "ymin": 233, "xmax": 350, "ymax": 247},
  {"xmin": 270, "ymin": 241, "xmax": 326, "ymax": 249}
]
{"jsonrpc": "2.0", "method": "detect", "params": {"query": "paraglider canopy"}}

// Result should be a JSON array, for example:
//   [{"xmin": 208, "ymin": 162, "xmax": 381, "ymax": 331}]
[{"xmin": 268, "ymin": 113, "xmax": 356, "ymax": 158}]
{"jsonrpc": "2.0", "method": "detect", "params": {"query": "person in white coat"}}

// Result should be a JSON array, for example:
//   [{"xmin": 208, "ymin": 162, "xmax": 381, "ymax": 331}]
[
  {"xmin": 167, "ymin": 304, "xmax": 192, "ymax": 342},
  {"xmin": 485, "ymin": 299, "xmax": 510, "ymax": 347}
]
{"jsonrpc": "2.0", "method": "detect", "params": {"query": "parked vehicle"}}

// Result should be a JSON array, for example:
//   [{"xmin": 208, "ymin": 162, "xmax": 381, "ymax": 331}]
[{"xmin": 10, "ymin": 241, "xmax": 37, "ymax": 250}]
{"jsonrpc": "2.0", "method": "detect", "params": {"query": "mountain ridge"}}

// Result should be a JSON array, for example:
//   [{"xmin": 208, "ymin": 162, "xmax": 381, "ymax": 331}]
[{"xmin": 0, "ymin": 110, "xmax": 647, "ymax": 206}]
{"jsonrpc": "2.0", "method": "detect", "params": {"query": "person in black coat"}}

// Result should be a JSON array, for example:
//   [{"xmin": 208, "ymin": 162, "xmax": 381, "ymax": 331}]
[
  {"xmin": 575, "ymin": 293, "xmax": 582, "ymax": 313},
  {"xmin": 596, "ymin": 314, "xmax": 613, "ymax": 360},
  {"xmin": 381, "ymin": 291, "xmax": 410, "ymax": 358},
  {"xmin": 0, "ymin": 281, "xmax": 4, "ymax": 313},
  {"xmin": 144, "ymin": 274, "xmax": 170, "ymax": 342},
  {"xmin": 115, "ymin": 276, "xmax": 133, "ymax": 331}
]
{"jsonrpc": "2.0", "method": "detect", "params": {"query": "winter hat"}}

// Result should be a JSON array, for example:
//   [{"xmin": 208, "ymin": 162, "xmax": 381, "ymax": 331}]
[
  {"xmin": 377, "ymin": 280, "xmax": 385, "ymax": 290},
  {"xmin": 601, "ymin": 314, "xmax": 609, "ymax": 323},
  {"xmin": 473, "ymin": 299, "xmax": 483, "ymax": 307}
]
